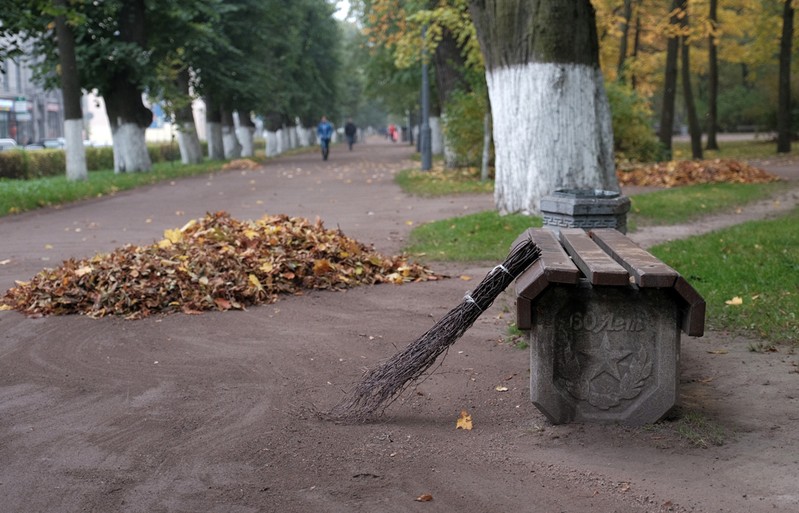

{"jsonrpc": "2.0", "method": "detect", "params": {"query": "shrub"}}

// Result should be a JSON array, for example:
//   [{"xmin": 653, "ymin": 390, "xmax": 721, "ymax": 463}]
[
  {"xmin": 605, "ymin": 81, "xmax": 663, "ymax": 163},
  {"xmin": 25, "ymin": 150, "xmax": 67, "ymax": 178},
  {"xmin": 84, "ymin": 146, "xmax": 114, "ymax": 171},
  {"xmin": 442, "ymin": 74, "xmax": 491, "ymax": 168},
  {"xmin": 0, "ymin": 150, "xmax": 28, "ymax": 179}
]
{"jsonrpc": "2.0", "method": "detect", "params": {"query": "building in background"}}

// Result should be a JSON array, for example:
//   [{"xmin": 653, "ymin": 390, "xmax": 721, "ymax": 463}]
[{"xmin": 1, "ymin": 55, "xmax": 64, "ymax": 144}]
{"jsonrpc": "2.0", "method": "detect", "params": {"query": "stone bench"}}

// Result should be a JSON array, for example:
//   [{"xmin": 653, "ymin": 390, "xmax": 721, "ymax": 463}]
[{"xmin": 514, "ymin": 227, "xmax": 705, "ymax": 426}]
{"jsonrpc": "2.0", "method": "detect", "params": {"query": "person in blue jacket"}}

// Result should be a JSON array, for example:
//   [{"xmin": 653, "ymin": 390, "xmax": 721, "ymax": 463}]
[{"xmin": 317, "ymin": 116, "xmax": 334, "ymax": 160}]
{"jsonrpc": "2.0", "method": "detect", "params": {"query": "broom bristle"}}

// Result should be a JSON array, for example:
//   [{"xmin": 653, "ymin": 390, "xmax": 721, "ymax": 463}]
[{"xmin": 328, "ymin": 233, "xmax": 541, "ymax": 421}]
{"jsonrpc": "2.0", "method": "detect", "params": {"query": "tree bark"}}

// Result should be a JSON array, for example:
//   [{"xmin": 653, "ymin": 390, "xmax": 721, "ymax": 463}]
[
  {"xmin": 174, "ymin": 69, "xmax": 202, "ymax": 165},
  {"xmin": 617, "ymin": 0, "xmax": 633, "ymax": 82},
  {"xmin": 658, "ymin": 0, "xmax": 681, "ymax": 161},
  {"xmin": 631, "ymin": 5, "xmax": 641, "ymax": 90},
  {"xmin": 221, "ymin": 107, "xmax": 241, "ymax": 159},
  {"xmin": 236, "ymin": 110, "xmax": 255, "ymax": 157},
  {"xmin": 103, "ymin": 0, "xmax": 151, "ymax": 173},
  {"xmin": 680, "ymin": 1, "xmax": 703, "ymax": 160},
  {"xmin": 205, "ymin": 95, "xmax": 224, "ymax": 160},
  {"xmin": 777, "ymin": 0, "xmax": 794, "ymax": 153},
  {"xmin": 54, "ymin": 0, "xmax": 87, "ymax": 181},
  {"xmin": 470, "ymin": 0, "xmax": 617, "ymax": 215},
  {"xmin": 480, "ymin": 110, "xmax": 492, "ymax": 182},
  {"xmin": 705, "ymin": 0, "xmax": 720, "ymax": 150}
]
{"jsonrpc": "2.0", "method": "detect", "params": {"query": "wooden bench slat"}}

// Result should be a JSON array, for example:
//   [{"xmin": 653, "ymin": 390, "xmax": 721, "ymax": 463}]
[
  {"xmin": 674, "ymin": 276, "xmax": 706, "ymax": 336},
  {"xmin": 589, "ymin": 228, "xmax": 679, "ymax": 288},
  {"xmin": 559, "ymin": 229, "xmax": 630, "ymax": 286},
  {"xmin": 525, "ymin": 228, "xmax": 580, "ymax": 284}
]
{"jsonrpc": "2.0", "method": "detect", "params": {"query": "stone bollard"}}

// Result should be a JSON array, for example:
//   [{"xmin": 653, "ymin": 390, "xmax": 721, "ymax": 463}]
[{"xmin": 540, "ymin": 189, "xmax": 631, "ymax": 235}]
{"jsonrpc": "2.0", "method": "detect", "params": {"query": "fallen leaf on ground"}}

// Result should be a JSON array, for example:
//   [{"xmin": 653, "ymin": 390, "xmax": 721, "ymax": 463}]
[
  {"xmin": 495, "ymin": 386, "xmax": 509, "ymax": 392},
  {"xmin": 725, "ymin": 296, "xmax": 743, "ymax": 305},
  {"xmin": 415, "ymin": 493, "xmax": 433, "ymax": 502},
  {"xmin": 456, "ymin": 409, "xmax": 473, "ymax": 430},
  {"xmin": 1, "ymin": 212, "xmax": 437, "ymax": 319},
  {"xmin": 707, "ymin": 349, "xmax": 728, "ymax": 355},
  {"xmin": 617, "ymin": 159, "xmax": 780, "ymax": 187}
]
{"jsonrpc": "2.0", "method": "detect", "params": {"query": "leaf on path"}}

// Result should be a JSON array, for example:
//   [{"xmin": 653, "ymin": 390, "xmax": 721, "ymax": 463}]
[
  {"xmin": 1, "ymin": 212, "xmax": 437, "ymax": 319},
  {"xmin": 725, "ymin": 296, "xmax": 743, "ymax": 306},
  {"xmin": 415, "ymin": 493, "xmax": 433, "ymax": 502},
  {"xmin": 617, "ymin": 159, "xmax": 780, "ymax": 187},
  {"xmin": 495, "ymin": 386, "xmax": 509, "ymax": 392},
  {"xmin": 456, "ymin": 409, "xmax": 473, "ymax": 430},
  {"xmin": 707, "ymin": 349, "xmax": 728, "ymax": 355}
]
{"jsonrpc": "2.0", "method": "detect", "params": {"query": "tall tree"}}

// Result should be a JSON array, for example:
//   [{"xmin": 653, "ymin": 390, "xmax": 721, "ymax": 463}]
[
  {"xmin": 617, "ymin": 0, "xmax": 634, "ymax": 82},
  {"xmin": 777, "ymin": 0, "xmax": 795, "ymax": 153},
  {"xmin": 53, "ymin": 1, "xmax": 87, "ymax": 180},
  {"xmin": 469, "ymin": 0, "xmax": 617, "ymax": 215},
  {"xmin": 680, "ymin": 0, "xmax": 702, "ymax": 159},
  {"xmin": 705, "ymin": 0, "xmax": 720, "ymax": 150},
  {"xmin": 658, "ymin": 0, "xmax": 681, "ymax": 161}
]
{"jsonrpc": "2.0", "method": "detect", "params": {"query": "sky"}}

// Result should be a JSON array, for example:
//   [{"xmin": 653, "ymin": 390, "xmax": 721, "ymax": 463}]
[{"xmin": 334, "ymin": 0, "xmax": 350, "ymax": 21}]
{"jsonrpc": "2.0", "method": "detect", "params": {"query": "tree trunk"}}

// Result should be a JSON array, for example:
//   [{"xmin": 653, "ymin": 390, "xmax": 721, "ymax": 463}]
[
  {"xmin": 221, "ymin": 107, "xmax": 241, "ymax": 159},
  {"xmin": 658, "ymin": 0, "xmax": 681, "ymax": 161},
  {"xmin": 480, "ymin": 110, "xmax": 492, "ymax": 182},
  {"xmin": 680, "ymin": 1, "xmax": 703, "ymax": 160},
  {"xmin": 205, "ymin": 95, "xmax": 224, "ymax": 160},
  {"xmin": 706, "ymin": 0, "xmax": 719, "ymax": 150},
  {"xmin": 631, "ymin": 6, "xmax": 642, "ymax": 90},
  {"xmin": 174, "ymin": 69, "xmax": 202, "ymax": 165},
  {"xmin": 777, "ymin": 0, "xmax": 794, "ymax": 153},
  {"xmin": 104, "ymin": 0, "xmax": 151, "ymax": 173},
  {"xmin": 469, "ymin": 0, "xmax": 617, "ymax": 215},
  {"xmin": 236, "ymin": 110, "xmax": 255, "ymax": 157},
  {"xmin": 616, "ymin": 0, "xmax": 633, "ymax": 82},
  {"xmin": 54, "ymin": 0, "xmax": 87, "ymax": 181}
]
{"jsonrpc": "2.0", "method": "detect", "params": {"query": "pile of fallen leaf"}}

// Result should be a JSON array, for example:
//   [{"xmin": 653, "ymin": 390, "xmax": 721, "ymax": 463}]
[
  {"xmin": 617, "ymin": 159, "xmax": 781, "ymax": 187},
  {"xmin": 1, "ymin": 212, "xmax": 437, "ymax": 319}
]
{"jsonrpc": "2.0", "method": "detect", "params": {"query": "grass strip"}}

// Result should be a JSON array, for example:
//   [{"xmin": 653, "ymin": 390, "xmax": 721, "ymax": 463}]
[
  {"xmin": 650, "ymin": 206, "xmax": 799, "ymax": 344},
  {"xmin": 0, "ymin": 160, "xmax": 226, "ymax": 217}
]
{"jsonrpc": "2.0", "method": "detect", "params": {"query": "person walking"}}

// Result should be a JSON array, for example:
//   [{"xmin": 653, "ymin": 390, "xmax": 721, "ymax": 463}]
[
  {"xmin": 344, "ymin": 118, "xmax": 357, "ymax": 151},
  {"xmin": 317, "ymin": 115, "xmax": 334, "ymax": 160}
]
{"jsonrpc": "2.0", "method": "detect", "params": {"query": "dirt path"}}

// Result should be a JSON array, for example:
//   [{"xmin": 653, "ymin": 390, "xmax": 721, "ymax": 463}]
[{"xmin": 1, "ymin": 138, "xmax": 798, "ymax": 513}]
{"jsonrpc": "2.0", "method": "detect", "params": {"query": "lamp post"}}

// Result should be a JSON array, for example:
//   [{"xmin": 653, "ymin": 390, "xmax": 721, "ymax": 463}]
[{"xmin": 420, "ymin": 25, "xmax": 432, "ymax": 171}]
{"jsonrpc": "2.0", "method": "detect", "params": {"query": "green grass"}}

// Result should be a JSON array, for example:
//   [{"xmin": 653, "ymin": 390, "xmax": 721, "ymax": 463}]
[
  {"xmin": 628, "ymin": 182, "xmax": 788, "ymax": 227},
  {"xmin": 395, "ymin": 166, "xmax": 494, "ymax": 197},
  {"xmin": 650, "ymin": 207, "xmax": 799, "ymax": 343},
  {"xmin": 0, "ymin": 159, "xmax": 227, "ymax": 217},
  {"xmin": 405, "ymin": 210, "xmax": 542, "ymax": 262}
]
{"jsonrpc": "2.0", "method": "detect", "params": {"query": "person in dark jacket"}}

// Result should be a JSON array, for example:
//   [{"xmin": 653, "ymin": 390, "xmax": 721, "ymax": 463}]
[{"xmin": 344, "ymin": 118, "xmax": 357, "ymax": 151}]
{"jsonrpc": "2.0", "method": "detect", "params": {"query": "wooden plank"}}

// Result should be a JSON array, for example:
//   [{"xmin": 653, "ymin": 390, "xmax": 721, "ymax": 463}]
[
  {"xmin": 516, "ymin": 259, "xmax": 549, "ymax": 301},
  {"xmin": 559, "ymin": 229, "xmax": 630, "ymax": 286},
  {"xmin": 516, "ymin": 296, "xmax": 533, "ymax": 330},
  {"xmin": 674, "ymin": 276, "xmax": 706, "ymax": 336},
  {"xmin": 589, "ymin": 229, "xmax": 678, "ymax": 288},
  {"xmin": 525, "ymin": 228, "xmax": 580, "ymax": 284}
]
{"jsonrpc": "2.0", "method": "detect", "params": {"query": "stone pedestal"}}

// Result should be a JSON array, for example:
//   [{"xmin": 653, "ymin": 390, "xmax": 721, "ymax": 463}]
[
  {"xmin": 540, "ymin": 189, "xmax": 631, "ymax": 235},
  {"xmin": 529, "ymin": 283, "xmax": 680, "ymax": 426}
]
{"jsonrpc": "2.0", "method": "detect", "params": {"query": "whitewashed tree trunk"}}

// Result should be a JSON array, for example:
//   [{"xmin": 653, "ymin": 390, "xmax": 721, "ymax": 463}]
[
  {"xmin": 177, "ymin": 121, "xmax": 203, "ymax": 165},
  {"xmin": 236, "ymin": 126, "xmax": 255, "ymax": 157},
  {"xmin": 64, "ymin": 119, "xmax": 87, "ymax": 180},
  {"xmin": 222, "ymin": 124, "xmax": 241, "ymax": 159},
  {"xmin": 486, "ymin": 64, "xmax": 615, "ymax": 214},
  {"xmin": 265, "ymin": 130, "xmax": 279, "ymax": 156},
  {"xmin": 112, "ymin": 122, "xmax": 151, "ymax": 173},
  {"xmin": 296, "ymin": 124, "xmax": 310, "ymax": 147},
  {"xmin": 288, "ymin": 125, "xmax": 298, "ymax": 149},
  {"xmin": 470, "ymin": 0, "xmax": 618, "ymax": 215},
  {"xmin": 277, "ymin": 127, "xmax": 288, "ymax": 154},
  {"xmin": 430, "ymin": 116, "xmax": 444, "ymax": 155},
  {"xmin": 207, "ymin": 121, "xmax": 224, "ymax": 160},
  {"xmin": 481, "ymin": 111, "xmax": 491, "ymax": 182}
]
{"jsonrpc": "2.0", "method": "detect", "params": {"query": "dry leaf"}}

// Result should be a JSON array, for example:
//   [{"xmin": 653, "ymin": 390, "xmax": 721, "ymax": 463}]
[
  {"xmin": 415, "ymin": 493, "xmax": 433, "ymax": 502},
  {"xmin": 707, "ymin": 349, "xmax": 728, "ymax": 355},
  {"xmin": 459, "ymin": 275, "xmax": 472, "ymax": 281},
  {"xmin": 456, "ymin": 409, "xmax": 473, "ymax": 430},
  {"xmin": 0, "ymin": 259, "xmax": 11, "ymax": 265},
  {"xmin": 725, "ymin": 296, "xmax": 743, "ymax": 305},
  {"xmin": 495, "ymin": 386, "xmax": 509, "ymax": 392}
]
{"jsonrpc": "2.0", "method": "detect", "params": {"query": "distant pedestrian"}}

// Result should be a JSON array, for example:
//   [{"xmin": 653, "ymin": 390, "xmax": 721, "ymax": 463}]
[
  {"xmin": 317, "ymin": 115, "xmax": 334, "ymax": 160},
  {"xmin": 344, "ymin": 118, "xmax": 357, "ymax": 151},
  {"xmin": 387, "ymin": 123, "xmax": 398, "ymax": 143}
]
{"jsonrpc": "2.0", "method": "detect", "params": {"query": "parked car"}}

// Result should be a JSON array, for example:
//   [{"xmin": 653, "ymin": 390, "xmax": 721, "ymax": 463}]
[
  {"xmin": 41, "ymin": 137, "xmax": 66, "ymax": 149},
  {"xmin": 0, "ymin": 138, "xmax": 18, "ymax": 151}
]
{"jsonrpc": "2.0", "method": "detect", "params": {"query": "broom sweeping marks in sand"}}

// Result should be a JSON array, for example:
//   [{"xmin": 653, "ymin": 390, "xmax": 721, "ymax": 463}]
[{"xmin": 330, "ymin": 232, "xmax": 541, "ymax": 421}]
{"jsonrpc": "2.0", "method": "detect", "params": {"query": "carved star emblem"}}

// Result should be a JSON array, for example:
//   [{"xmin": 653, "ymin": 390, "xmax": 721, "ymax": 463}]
[{"xmin": 579, "ymin": 333, "xmax": 633, "ymax": 382}]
